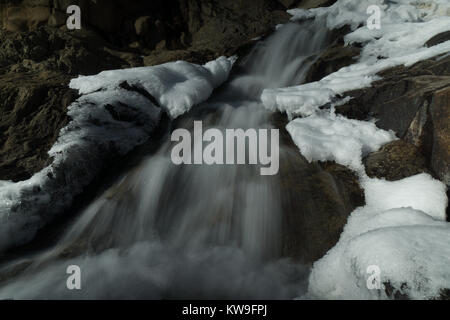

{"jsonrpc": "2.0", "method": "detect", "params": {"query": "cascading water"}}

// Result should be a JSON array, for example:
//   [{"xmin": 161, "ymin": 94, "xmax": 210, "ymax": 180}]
[{"xmin": 0, "ymin": 20, "xmax": 330, "ymax": 299}]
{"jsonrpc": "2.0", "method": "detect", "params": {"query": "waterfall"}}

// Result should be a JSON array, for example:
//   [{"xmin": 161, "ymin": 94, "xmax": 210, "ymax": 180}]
[{"xmin": 0, "ymin": 20, "xmax": 330, "ymax": 299}]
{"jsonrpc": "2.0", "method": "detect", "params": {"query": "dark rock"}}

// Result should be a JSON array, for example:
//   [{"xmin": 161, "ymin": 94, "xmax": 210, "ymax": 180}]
[
  {"xmin": 273, "ymin": 113, "xmax": 365, "ymax": 264},
  {"xmin": 384, "ymin": 282, "xmax": 410, "ymax": 300},
  {"xmin": 305, "ymin": 42, "xmax": 360, "ymax": 83},
  {"xmin": 335, "ymin": 53, "xmax": 450, "ymax": 186},
  {"xmin": 0, "ymin": 27, "xmax": 129, "ymax": 73},
  {"xmin": 429, "ymin": 87, "xmax": 450, "ymax": 186},
  {"xmin": 337, "ymin": 74, "xmax": 450, "ymax": 137},
  {"xmin": 279, "ymin": 149, "xmax": 364, "ymax": 264},
  {"xmin": 1, "ymin": 0, "xmax": 291, "ymax": 57},
  {"xmin": 363, "ymin": 140, "xmax": 431, "ymax": 181},
  {"xmin": 277, "ymin": 0, "xmax": 337, "ymax": 9},
  {"xmin": 0, "ymin": 72, "xmax": 76, "ymax": 182},
  {"xmin": 278, "ymin": 0, "xmax": 298, "ymax": 8},
  {"xmin": 1, "ymin": 4, "xmax": 50, "ymax": 32},
  {"xmin": 426, "ymin": 31, "xmax": 450, "ymax": 47},
  {"xmin": 296, "ymin": 0, "xmax": 337, "ymax": 9},
  {"xmin": 439, "ymin": 289, "xmax": 450, "ymax": 300},
  {"xmin": 185, "ymin": 1, "xmax": 290, "ymax": 57},
  {"xmin": 134, "ymin": 16, "xmax": 151, "ymax": 36},
  {"xmin": 47, "ymin": 9, "xmax": 66, "ymax": 28}
]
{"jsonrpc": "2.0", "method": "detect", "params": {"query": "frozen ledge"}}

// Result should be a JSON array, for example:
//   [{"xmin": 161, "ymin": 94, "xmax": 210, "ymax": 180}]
[{"xmin": 0, "ymin": 56, "xmax": 235, "ymax": 251}]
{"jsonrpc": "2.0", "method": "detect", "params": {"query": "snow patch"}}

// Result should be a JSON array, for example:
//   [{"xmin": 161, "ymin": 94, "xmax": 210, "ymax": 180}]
[
  {"xmin": 70, "ymin": 56, "xmax": 236, "ymax": 119},
  {"xmin": 286, "ymin": 112, "xmax": 397, "ymax": 171}
]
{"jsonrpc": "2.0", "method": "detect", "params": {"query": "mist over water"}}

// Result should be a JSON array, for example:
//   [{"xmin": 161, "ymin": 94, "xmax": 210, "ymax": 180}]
[{"xmin": 0, "ymin": 21, "xmax": 330, "ymax": 299}]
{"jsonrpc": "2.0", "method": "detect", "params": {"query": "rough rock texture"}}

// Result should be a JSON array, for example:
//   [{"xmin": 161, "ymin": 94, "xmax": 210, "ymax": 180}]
[
  {"xmin": 363, "ymin": 140, "xmax": 432, "ymax": 181},
  {"xmin": 335, "ymin": 52, "xmax": 450, "ymax": 186},
  {"xmin": 0, "ymin": 27, "xmax": 135, "ymax": 182},
  {"xmin": 0, "ymin": 72, "xmax": 75, "ymax": 181}
]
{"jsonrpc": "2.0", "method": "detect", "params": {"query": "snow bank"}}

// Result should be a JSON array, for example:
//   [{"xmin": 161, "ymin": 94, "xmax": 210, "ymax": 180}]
[
  {"xmin": 286, "ymin": 112, "xmax": 397, "ymax": 171},
  {"xmin": 70, "ymin": 56, "xmax": 236, "ymax": 119},
  {"xmin": 307, "ymin": 174, "xmax": 449, "ymax": 300},
  {"xmin": 0, "ymin": 56, "xmax": 234, "ymax": 251},
  {"xmin": 262, "ymin": 0, "xmax": 450, "ymax": 118}
]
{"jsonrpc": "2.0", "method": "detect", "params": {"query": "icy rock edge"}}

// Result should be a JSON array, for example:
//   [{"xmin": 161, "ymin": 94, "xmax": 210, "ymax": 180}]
[{"xmin": 0, "ymin": 56, "xmax": 236, "ymax": 251}]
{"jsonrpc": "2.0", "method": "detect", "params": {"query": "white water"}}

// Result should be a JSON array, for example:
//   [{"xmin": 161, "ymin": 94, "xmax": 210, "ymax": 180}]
[{"xmin": 0, "ymin": 21, "xmax": 330, "ymax": 299}]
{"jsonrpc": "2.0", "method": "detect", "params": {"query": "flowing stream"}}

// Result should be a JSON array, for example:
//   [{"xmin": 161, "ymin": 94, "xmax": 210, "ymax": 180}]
[{"xmin": 0, "ymin": 20, "xmax": 330, "ymax": 299}]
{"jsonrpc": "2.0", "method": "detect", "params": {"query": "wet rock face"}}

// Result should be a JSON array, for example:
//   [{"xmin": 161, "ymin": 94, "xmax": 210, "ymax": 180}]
[
  {"xmin": 273, "ymin": 114, "xmax": 365, "ymax": 264},
  {"xmin": 279, "ymin": 156, "xmax": 364, "ymax": 264}
]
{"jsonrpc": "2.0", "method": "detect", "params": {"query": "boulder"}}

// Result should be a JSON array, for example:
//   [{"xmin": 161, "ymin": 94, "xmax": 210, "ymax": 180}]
[
  {"xmin": 363, "ymin": 140, "xmax": 432, "ymax": 181},
  {"xmin": 429, "ymin": 87, "xmax": 450, "ymax": 186},
  {"xmin": 335, "ymin": 53, "xmax": 450, "ymax": 186},
  {"xmin": 273, "ymin": 113, "xmax": 365, "ymax": 264},
  {"xmin": 426, "ymin": 30, "xmax": 450, "ymax": 47}
]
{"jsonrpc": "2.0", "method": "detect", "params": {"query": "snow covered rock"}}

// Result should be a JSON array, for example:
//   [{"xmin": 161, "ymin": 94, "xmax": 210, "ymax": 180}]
[
  {"xmin": 306, "ymin": 173, "xmax": 449, "ymax": 300},
  {"xmin": 0, "ymin": 56, "xmax": 235, "ymax": 251},
  {"xmin": 286, "ymin": 112, "xmax": 397, "ymax": 172}
]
